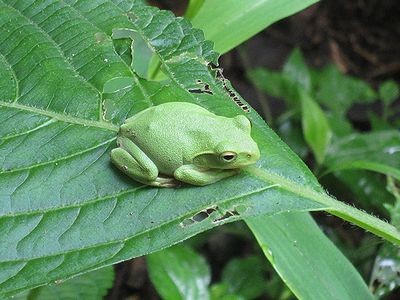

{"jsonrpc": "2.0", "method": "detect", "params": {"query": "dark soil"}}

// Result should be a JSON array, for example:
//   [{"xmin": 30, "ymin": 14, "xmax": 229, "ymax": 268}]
[{"xmin": 106, "ymin": 1, "xmax": 400, "ymax": 299}]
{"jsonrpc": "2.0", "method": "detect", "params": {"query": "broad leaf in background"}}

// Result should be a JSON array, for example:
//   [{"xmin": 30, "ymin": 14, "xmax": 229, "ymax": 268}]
[
  {"xmin": 246, "ymin": 212, "xmax": 375, "ymax": 300},
  {"xmin": 246, "ymin": 68, "xmax": 290, "ymax": 101},
  {"xmin": 219, "ymin": 256, "xmax": 266, "ymax": 300},
  {"xmin": 147, "ymin": 245, "xmax": 210, "ymax": 300},
  {"xmin": 313, "ymin": 64, "xmax": 377, "ymax": 115},
  {"xmin": 300, "ymin": 91, "xmax": 332, "ymax": 164},
  {"xmin": 0, "ymin": 0, "xmax": 399, "ymax": 297},
  {"xmin": 283, "ymin": 48, "xmax": 311, "ymax": 93},
  {"xmin": 325, "ymin": 131, "xmax": 400, "ymax": 180},
  {"xmin": 379, "ymin": 80, "xmax": 399, "ymax": 121},
  {"xmin": 379, "ymin": 80, "xmax": 399, "ymax": 106},
  {"xmin": 246, "ymin": 48, "xmax": 312, "ymax": 108},
  {"xmin": 17, "ymin": 267, "xmax": 114, "ymax": 300},
  {"xmin": 189, "ymin": 0, "xmax": 319, "ymax": 54}
]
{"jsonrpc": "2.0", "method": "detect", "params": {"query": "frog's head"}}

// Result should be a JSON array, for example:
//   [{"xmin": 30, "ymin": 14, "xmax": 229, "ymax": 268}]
[{"xmin": 193, "ymin": 115, "xmax": 260, "ymax": 169}]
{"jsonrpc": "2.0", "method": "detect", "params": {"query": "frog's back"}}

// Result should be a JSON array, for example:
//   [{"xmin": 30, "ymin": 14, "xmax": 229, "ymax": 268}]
[
  {"xmin": 126, "ymin": 102, "xmax": 215, "ymax": 131},
  {"xmin": 123, "ymin": 102, "xmax": 219, "ymax": 174}
]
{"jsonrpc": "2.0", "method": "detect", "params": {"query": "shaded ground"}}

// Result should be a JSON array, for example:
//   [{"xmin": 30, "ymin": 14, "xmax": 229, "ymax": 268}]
[{"xmin": 106, "ymin": 1, "xmax": 400, "ymax": 299}]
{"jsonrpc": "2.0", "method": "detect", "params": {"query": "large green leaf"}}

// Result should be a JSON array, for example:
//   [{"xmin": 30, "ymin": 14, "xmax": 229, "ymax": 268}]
[
  {"xmin": 147, "ymin": 245, "xmax": 210, "ymax": 300},
  {"xmin": 0, "ymin": 1, "xmax": 399, "ymax": 297},
  {"xmin": 189, "ymin": 0, "xmax": 319, "ymax": 54},
  {"xmin": 246, "ymin": 213, "xmax": 374, "ymax": 300}
]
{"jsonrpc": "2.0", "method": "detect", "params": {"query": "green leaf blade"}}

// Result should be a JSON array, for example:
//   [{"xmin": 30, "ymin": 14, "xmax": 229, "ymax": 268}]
[
  {"xmin": 246, "ymin": 212, "xmax": 375, "ymax": 300},
  {"xmin": 300, "ymin": 91, "xmax": 332, "ymax": 164},
  {"xmin": 190, "ymin": 0, "xmax": 319, "ymax": 54},
  {"xmin": 147, "ymin": 245, "xmax": 211, "ymax": 300}
]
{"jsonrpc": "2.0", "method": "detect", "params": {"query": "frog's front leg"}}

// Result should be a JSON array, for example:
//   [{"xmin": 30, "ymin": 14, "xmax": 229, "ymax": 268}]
[
  {"xmin": 111, "ymin": 136, "xmax": 178, "ymax": 187},
  {"xmin": 174, "ymin": 164, "xmax": 239, "ymax": 186}
]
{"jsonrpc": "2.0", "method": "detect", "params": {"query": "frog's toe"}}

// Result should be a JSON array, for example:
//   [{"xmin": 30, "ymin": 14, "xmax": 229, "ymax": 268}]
[{"xmin": 151, "ymin": 176, "xmax": 181, "ymax": 188}]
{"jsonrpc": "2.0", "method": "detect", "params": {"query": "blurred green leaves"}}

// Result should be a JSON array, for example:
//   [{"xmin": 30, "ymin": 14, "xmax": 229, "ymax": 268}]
[
  {"xmin": 14, "ymin": 267, "xmax": 114, "ymax": 300},
  {"xmin": 147, "ymin": 246, "xmax": 268, "ymax": 300},
  {"xmin": 300, "ymin": 90, "xmax": 332, "ymax": 164},
  {"xmin": 147, "ymin": 245, "xmax": 211, "ymax": 300},
  {"xmin": 379, "ymin": 80, "xmax": 399, "ymax": 106},
  {"xmin": 325, "ymin": 131, "xmax": 400, "ymax": 180},
  {"xmin": 247, "ymin": 48, "xmax": 399, "ymax": 180}
]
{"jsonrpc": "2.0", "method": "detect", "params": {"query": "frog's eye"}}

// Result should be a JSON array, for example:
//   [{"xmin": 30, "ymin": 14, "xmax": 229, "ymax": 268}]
[{"xmin": 221, "ymin": 152, "xmax": 237, "ymax": 162}]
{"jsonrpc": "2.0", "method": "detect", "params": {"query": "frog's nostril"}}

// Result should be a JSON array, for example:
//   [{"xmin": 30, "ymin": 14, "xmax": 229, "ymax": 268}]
[{"xmin": 247, "ymin": 154, "xmax": 251, "ymax": 158}]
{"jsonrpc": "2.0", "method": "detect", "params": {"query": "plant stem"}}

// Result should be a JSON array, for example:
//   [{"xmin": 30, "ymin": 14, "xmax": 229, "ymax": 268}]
[{"xmin": 247, "ymin": 166, "xmax": 400, "ymax": 245}]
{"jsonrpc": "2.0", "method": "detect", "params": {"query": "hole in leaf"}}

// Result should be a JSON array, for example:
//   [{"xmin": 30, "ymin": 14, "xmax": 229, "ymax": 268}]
[
  {"xmin": 179, "ymin": 206, "xmax": 217, "ymax": 227},
  {"xmin": 188, "ymin": 80, "xmax": 214, "ymax": 95},
  {"xmin": 213, "ymin": 209, "xmax": 240, "ymax": 223},
  {"xmin": 192, "ymin": 211, "xmax": 209, "ymax": 222},
  {"xmin": 208, "ymin": 64, "xmax": 250, "ymax": 112}
]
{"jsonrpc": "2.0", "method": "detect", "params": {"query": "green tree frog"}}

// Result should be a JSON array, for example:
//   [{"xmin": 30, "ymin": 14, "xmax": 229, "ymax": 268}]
[{"xmin": 111, "ymin": 102, "xmax": 260, "ymax": 187}]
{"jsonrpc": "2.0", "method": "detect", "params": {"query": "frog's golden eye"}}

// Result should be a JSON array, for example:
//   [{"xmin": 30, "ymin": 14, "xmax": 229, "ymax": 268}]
[{"xmin": 221, "ymin": 152, "xmax": 237, "ymax": 162}]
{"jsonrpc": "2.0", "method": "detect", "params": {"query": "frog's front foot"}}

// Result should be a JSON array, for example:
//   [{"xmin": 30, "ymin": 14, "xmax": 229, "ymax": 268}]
[{"xmin": 174, "ymin": 164, "xmax": 239, "ymax": 186}]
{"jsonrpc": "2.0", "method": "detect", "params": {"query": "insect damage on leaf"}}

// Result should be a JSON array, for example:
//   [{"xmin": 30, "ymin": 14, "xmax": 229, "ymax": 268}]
[
  {"xmin": 188, "ymin": 80, "xmax": 214, "ymax": 95},
  {"xmin": 179, "ymin": 205, "xmax": 247, "ymax": 227},
  {"xmin": 208, "ymin": 63, "xmax": 250, "ymax": 113}
]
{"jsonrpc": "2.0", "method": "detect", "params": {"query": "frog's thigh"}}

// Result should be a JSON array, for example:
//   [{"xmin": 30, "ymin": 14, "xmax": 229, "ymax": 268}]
[
  {"xmin": 111, "ymin": 137, "xmax": 177, "ymax": 187},
  {"xmin": 111, "ymin": 147, "xmax": 158, "ymax": 183},
  {"xmin": 174, "ymin": 165, "xmax": 238, "ymax": 186}
]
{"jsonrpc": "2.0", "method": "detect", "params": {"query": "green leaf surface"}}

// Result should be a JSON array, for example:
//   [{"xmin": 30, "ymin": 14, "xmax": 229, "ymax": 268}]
[
  {"xmin": 147, "ymin": 245, "xmax": 210, "ymax": 300},
  {"xmin": 185, "ymin": 0, "xmax": 205, "ymax": 20},
  {"xmin": 314, "ymin": 64, "xmax": 377, "ymax": 115},
  {"xmin": 283, "ymin": 48, "xmax": 311, "ymax": 93},
  {"xmin": 190, "ymin": 0, "xmax": 319, "ymax": 54},
  {"xmin": 325, "ymin": 131, "xmax": 400, "ymax": 180},
  {"xmin": 246, "ymin": 68, "xmax": 292, "ymax": 101},
  {"xmin": 379, "ymin": 80, "xmax": 399, "ymax": 105},
  {"xmin": 276, "ymin": 119, "xmax": 308, "ymax": 159},
  {"xmin": 300, "ymin": 91, "xmax": 332, "ymax": 164},
  {"xmin": 220, "ymin": 256, "xmax": 266, "ymax": 300},
  {"xmin": 0, "ymin": 1, "xmax": 399, "ymax": 297},
  {"xmin": 246, "ymin": 212, "xmax": 375, "ymax": 300},
  {"xmin": 210, "ymin": 283, "xmax": 245, "ymax": 300},
  {"xmin": 27, "ymin": 266, "xmax": 114, "ymax": 300}
]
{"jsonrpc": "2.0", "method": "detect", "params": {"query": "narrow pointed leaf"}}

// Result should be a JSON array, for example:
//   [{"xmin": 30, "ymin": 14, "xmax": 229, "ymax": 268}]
[
  {"xmin": 246, "ymin": 213, "xmax": 374, "ymax": 300},
  {"xmin": 190, "ymin": 0, "xmax": 319, "ymax": 54}
]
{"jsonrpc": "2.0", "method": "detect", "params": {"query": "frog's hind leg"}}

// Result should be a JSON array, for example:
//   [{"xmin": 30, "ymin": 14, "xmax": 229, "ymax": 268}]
[{"xmin": 111, "ymin": 137, "xmax": 178, "ymax": 188}]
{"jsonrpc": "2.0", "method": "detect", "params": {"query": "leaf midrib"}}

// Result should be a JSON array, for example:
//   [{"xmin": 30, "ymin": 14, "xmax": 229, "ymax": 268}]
[{"xmin": 0, "ymin": 101, "xmax": 118, "ymax": 131}]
